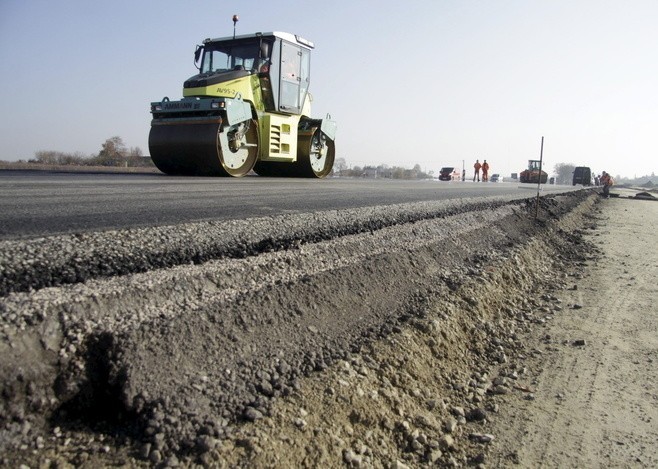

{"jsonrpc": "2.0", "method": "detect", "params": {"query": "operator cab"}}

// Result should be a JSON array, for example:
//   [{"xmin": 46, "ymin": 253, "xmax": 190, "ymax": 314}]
[
  {"xmin": 527, "ymin": 160, "xmax": 541, "ymax": 171},
  {"xmin": 185, "ymin": 32, "xmax": 313, "ymax": 115}
]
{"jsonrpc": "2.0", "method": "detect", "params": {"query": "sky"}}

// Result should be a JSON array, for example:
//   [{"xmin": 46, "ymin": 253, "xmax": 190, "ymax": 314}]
[{"xmin": 1, "ymin": 0, "xmax": 656, "ymax": 179}]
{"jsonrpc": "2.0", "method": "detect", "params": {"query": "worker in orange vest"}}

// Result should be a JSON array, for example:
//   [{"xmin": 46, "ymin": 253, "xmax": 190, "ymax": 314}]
[
  {"xmin": 482, "ymin": 160, "xmax": 490, "ymax": 182},
  {"xmin": 600, "ymin": 171, "xmax": 614, "ymax": 198},
  {"xmin": 473, "ymin": 159, "xmax": 482, "ymax": 182}
]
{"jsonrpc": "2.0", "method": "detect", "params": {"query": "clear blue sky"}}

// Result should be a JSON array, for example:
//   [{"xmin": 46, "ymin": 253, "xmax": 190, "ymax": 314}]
[{"xmin": 1, "ymin": 0, "xmax": 656, "ymax": 178}]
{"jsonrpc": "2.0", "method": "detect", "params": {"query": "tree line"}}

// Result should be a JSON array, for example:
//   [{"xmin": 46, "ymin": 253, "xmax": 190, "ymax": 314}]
[
  {"xmin": 29, "ymin": 136, "xmax": 154, "ymax": 168},
  {"xmin": 333, "ymin": 158, "xmax": 433, "ymax": 179}
]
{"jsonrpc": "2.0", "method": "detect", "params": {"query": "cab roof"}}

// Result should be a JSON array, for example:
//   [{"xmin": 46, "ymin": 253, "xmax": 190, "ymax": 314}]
[{"xmin": 204, "ymin": 31, "xmax": 314, "ymax": 49}]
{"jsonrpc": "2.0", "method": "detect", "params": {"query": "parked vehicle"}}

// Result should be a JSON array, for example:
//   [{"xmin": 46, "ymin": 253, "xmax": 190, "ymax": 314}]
[
  {"xmin": 490, "ymin": 174, "xmax": 502, "ymax": 182},
  {"xmin": 438, "ymin": 167, "xmax": 460, "ymax": 181},
  {"xmin": 572, "ymin": 166, "xmax": 592, "ymax": 185}
]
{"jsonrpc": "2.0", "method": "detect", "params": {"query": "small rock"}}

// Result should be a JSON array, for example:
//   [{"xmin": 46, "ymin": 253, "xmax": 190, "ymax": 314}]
[
  {"xmin": 243, "ymin": 407, "xmax": 263, "ymax": 422},
  {"xmin": 258, "ymin": 380, "xmax": 274, "ymax": 397},
  {"xmin": 414, "ymin": 414, "xmax": 431, "ymax": 427},
  {"xmin": 343, "ymin": 449, "xmax": 362, "ymax": 466},
  {"xmin": 164, "ymin": 455, "xmax": 180, "ymax": 467},
  {"xmin": 572, "ymin": 304, "xmax": 583, "ymax": 310},
  {"xmin": 438, "ymin": 434, "xmax": 454, "ymax": 450},
  {"xmin": 466, "ymin": 408, "xmax": 487, "ymax": 422},
  {"xmin": 573, "ymin": 339, "xmax": 587, "ymax": 346},
  {"xmin": 149, "ymin": 449, "xmax": 162, "ymax": 464},
  {"xmin": 485, "ymin": 403, "xmax": 500, "ymax": 413},
  {"xmin": 493, "ymin": 376, "xmax": 508, "ymax": 386},
  {"xmin": 469, "ymin": 433, "xmax": 495, "ymax": 443},
  {"xmin": 429, "ymin": 449, "xmax": 443, "ymax": 463},
  {"xmin": 450, "ymin": 406, "xmax": 465, "ymax": 417},
  {"xmin": 491, "ymin": 385, "xmax": 510, "ymax": 395},
  {"xmin": 391, "ymin": 460, "xmax": 410, "ymax": 469},
  {"xmin": 443, "ymin": 417, "xmax": 458, "ymax": 433},
  {"xmin": 197, "ymin": 435, "xmax": 219, "ymax": 452},
  {"xmin": 139, "ymin": 443, "xmax": 151, "ymax": 459}
]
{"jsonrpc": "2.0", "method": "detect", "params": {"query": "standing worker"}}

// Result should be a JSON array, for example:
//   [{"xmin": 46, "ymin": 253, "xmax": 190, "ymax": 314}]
[
  {"xmin": 482, "ymin": 160, "xmax": 490, "ymax": 182},
  {"xmin": 600, "ymin": 171, "xmax": 614, "ymax": 198},
  {"xmin": 473, "ymin": 159, "xmax": 482, "ymax": 182}
]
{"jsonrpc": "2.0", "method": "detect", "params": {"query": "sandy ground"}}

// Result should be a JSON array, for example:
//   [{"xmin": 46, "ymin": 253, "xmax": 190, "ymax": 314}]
[{"xmin": 487, "ymin": 193, "xmax": 658, "ymax": 468}]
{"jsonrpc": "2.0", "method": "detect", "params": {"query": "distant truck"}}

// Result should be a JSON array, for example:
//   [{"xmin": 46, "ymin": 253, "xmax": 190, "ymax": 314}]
[{"xmin": 572, "ymin": 166, "xmax": 592, "ymax": 186}]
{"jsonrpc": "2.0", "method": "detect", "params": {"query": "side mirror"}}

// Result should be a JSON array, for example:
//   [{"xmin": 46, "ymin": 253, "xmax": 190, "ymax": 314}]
[
  {"xmin": 194, "ymin": 45, "xmax": 203, "ymax": 69},
  {"xmin": 260, "ymin": 42, "xmax": 270, "ymax": 60}
]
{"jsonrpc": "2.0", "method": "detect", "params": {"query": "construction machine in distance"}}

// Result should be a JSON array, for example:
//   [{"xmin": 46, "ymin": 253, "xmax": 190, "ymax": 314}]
[
  {"xmin": 148, "ymin": 28, "xmax": 336, "ymax": 177},
  {"xmin": 519, "ymin": 160, "xmax": 548, "ymax": 184}
]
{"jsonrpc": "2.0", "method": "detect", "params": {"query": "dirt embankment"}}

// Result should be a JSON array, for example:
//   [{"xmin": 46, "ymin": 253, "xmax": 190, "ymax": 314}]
[{"xmin": 4, "ymin": 189, "xmax": 652, "ymax": 468}]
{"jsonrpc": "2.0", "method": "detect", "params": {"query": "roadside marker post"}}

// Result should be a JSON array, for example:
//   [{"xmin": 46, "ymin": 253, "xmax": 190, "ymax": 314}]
[{"xmin": 535, "ymin": 136, "xmax": 544, "ymax": 220}]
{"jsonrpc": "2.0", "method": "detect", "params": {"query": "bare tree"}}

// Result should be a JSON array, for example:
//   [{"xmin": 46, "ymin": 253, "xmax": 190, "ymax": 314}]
[
  {"xmin": 95, "ymin": 136, "xmax": 128, "ymax": 166},
  {"xmin": 554, "ymin": 163, "xmax": 576, "ymax": 185},
  {"xmin": 332, "ymin": 157, "xmax": 348, "ymax": 176}
]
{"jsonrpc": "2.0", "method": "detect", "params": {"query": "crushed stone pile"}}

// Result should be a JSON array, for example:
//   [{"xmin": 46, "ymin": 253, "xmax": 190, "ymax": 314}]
[{"xmin": 0, "ymin": 190, "xmax": 598, "ymax": 467}]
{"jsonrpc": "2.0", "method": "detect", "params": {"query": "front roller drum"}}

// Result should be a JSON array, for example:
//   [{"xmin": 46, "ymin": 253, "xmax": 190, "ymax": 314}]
[{"xmin": 149, "ymin": 119, "xmax": 259, "ymax": 177}]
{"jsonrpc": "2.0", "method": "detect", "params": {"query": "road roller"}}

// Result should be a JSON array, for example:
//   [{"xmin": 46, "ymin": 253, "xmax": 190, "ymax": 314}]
[
  {"xmin": 149, "ymin": 31, "xmax": 336, "ymax": 177},
  {"xmin": 519, "ymin": 160, "xmax": 548, "ymax": 184}
]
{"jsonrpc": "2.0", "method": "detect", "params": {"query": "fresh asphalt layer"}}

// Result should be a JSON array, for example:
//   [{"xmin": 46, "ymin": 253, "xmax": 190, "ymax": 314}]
[{"xmin": 0, "ymin": 170, "xmax": 579, "ymax": 239}]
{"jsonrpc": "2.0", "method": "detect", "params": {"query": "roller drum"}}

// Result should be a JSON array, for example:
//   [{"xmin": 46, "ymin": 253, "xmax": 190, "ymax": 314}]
[{"xmin": 148, "ymin": 119, "xmax": 258, "ymax": 177}]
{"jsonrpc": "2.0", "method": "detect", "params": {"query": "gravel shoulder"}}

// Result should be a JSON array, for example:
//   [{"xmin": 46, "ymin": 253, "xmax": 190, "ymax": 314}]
[{"xmin": 487, "ymin": 193, "xmax": 658, "ymax": 468}]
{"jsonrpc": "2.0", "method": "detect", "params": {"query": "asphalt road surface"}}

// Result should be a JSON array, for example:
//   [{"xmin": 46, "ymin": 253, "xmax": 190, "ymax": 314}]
[{"xmin": 0, "ymin": 170, "xmax": 576, "ymax": 239}]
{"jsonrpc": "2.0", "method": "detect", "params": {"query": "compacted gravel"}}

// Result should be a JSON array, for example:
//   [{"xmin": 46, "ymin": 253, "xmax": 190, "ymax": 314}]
[{"xmin": 0, "ymin": 190, "xmax": 597, "ymax": 467}]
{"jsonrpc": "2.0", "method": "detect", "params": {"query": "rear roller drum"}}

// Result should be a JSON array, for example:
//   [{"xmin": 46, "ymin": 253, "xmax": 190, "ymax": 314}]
[{"xmin": 295, "ymin": 127, "xmax": 335, "ymax": 178}]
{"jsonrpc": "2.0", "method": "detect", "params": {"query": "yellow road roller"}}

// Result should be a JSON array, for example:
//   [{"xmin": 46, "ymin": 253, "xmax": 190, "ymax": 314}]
[{"xmin": 149, "ymin": 31, "xmax": 336, "ymax": 177}]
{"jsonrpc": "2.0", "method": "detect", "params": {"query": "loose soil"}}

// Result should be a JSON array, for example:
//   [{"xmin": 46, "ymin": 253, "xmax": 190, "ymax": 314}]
[{"xmin": 1, "ymin": 190, "xmax": 656, "ymax": 468}]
